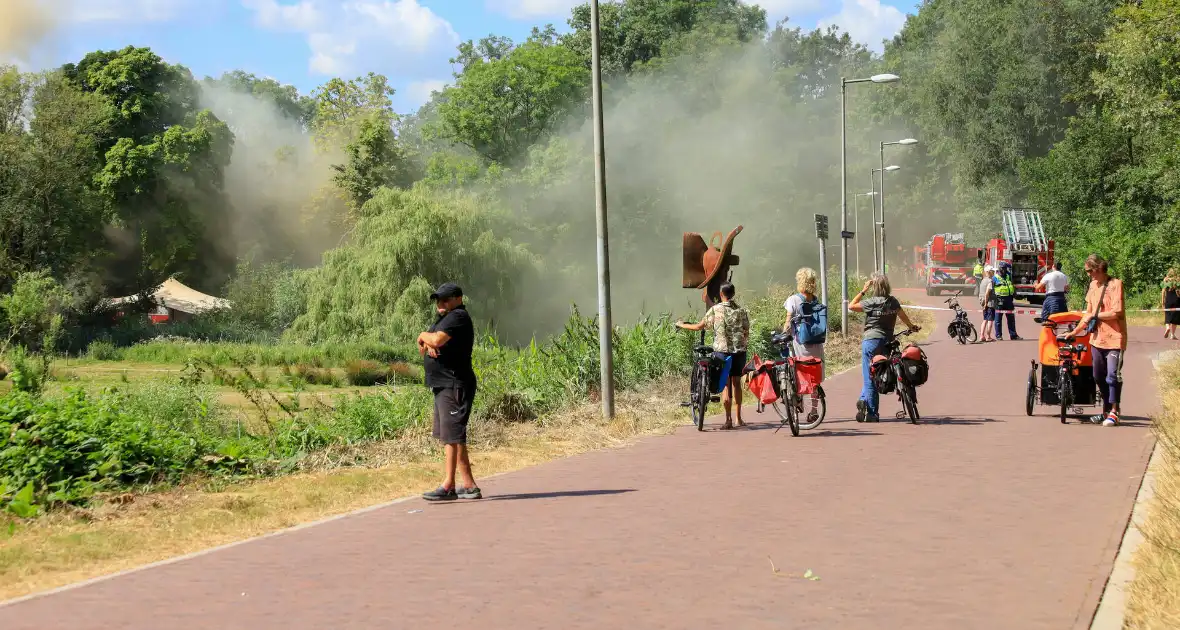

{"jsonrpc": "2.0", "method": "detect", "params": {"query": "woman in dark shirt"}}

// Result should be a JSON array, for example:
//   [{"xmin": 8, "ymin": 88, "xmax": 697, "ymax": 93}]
[
  {"xmin": 1162, "ymin": 269, "xmax": 1180, "ymax": 340},
  {"xmin": 849, "ymin": 273, "xmax": 920, "ymax": 422}
]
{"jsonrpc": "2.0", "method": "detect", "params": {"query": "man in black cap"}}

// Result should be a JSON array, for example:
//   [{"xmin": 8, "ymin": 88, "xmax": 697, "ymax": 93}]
[{"xmin": 418, "ymin": 282, "xmax": 480, "ymax": 501}]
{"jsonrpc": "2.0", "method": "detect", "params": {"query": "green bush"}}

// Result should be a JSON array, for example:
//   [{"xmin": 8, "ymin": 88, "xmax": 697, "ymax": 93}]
[
  {"xmin": 0, "ymin": 388, "xmax": 209, "ymax": 506},
  {"xmin": 86, "ymin": 340, "xmax": 121, "ymax": 361},
  {"xmin": 344, "ymin": 360, "xmax": 390, "ymax": 386}
]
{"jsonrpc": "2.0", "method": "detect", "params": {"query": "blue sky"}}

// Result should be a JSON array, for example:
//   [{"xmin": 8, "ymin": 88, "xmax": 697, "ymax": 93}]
[{"xmin": 12, "ymin": 0, "xmax": 922, "ymax": 114}]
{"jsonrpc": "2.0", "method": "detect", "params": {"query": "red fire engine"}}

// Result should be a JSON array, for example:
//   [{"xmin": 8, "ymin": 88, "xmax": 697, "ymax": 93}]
[
  {"xmin": 983, "ymin": 208, "xmax": 1054, "ymax": 304},
  {"xmin": 919, "ymin": 233, "xmax": 981, "ymax": 296}
]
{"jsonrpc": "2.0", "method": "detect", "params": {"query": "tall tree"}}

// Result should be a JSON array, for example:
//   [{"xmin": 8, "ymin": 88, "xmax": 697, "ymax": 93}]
[
  {"xmin": 63, "ymin": 46, "xmax": 235, "ymax": 293},
  {"xmin": 0, "ymin": 70, "xmax": 112, "ymax": 292},
  {"xmin": 432, "ymin": 30, "xmax": 590, "ymax": 164}
]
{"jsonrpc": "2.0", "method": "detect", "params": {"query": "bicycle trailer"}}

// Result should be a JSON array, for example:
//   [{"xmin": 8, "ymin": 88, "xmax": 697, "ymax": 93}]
[{"xmin": 1026, "ymin": 311, "xmax": 1100, "ymax": 422}]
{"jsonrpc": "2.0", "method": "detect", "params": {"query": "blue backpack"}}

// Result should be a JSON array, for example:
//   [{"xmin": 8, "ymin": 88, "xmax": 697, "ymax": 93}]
[{"xmin": 794, "ymin": 294, "xmax": 828, "ymax": 345}]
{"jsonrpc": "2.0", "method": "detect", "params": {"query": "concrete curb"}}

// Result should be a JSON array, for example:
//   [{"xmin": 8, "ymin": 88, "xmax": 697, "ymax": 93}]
[
  {"xmin": 1090, "ymin": 442, "xmax": 1160, "ymax": 629},
  {"xmin": 1089, "ymin": 350, "xmax": 1179, "ymax": 629}
]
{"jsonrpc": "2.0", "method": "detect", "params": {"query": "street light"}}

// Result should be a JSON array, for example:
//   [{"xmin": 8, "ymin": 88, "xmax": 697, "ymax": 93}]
[
  {"xmin": 872, "ymin": 165, "xmax": 901, "ymax": 276},
  {"xmin": 589, "ymin": 0, "xmax": 614, "ymax": 418},
  {"xmin": 840, "ymin": 74, "xmax": 901, "ymax": 333},
  {"xmin": 854, "ymin": 192, "xmax": 877, "ymax": 278},
  {"xmin": 879, "ymin": 138, "xmax": 918, "ymax": 274}
]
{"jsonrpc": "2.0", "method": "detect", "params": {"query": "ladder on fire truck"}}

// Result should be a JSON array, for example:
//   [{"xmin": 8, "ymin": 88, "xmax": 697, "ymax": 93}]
[{"xmin": 1001, "ymin": 207, "xmax": 1048, "ymax": 254}]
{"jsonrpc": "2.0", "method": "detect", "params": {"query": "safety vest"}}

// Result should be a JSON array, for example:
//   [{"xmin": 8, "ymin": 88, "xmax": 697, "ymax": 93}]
[
  {"xmin": 973, "ymin": 263, "xmax": 984, "ymax": 277},
  {"xmin": 993, "ymin": 275, "xmax": 1015, "ymax": 297}
]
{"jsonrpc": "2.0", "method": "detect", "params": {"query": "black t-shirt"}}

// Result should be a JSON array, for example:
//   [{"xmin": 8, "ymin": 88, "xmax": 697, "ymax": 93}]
[
  {"xmin": 424, "ymin": 305, "xmax": 476, "ymax": 388},
  {"xmin": 861, "ymin": 295, "xmax": 902, "ymax": 341}
]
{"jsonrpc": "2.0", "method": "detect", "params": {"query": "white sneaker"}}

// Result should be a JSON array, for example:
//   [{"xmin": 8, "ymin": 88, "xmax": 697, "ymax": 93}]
[{"xmin": 1102, "ymin": 418, "xmax": 1116, "ymax": 427}]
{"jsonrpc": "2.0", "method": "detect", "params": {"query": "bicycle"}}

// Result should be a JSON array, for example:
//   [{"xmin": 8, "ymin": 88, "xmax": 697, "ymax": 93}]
[
  {"xmin": 1025, "ymin": 316, "xmax": 1099, "ymax": 424},
  {"xmin": 766, "ymin": 331, "xmax": 827, "ymax": 436},
  {"xmin": 872, "ymin": 328, "xmax": 923, "ymax": 424},
  {"xmin": 684, "ymin": 340, "xmax": 720, "ymax": 431},
  {"xmin": 945, "ymin": 292, "xmax": 978, "ymax": 344}
]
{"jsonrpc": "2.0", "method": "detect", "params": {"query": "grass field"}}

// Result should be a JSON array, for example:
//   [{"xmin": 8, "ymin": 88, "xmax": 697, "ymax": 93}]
[
  {"xmin": 1126, "ymin": 357, "xmax": 1180, "ymax": 628},
  {"xmin": 0, "ymin": 297, "xmax": 934, "ymax": 600}
]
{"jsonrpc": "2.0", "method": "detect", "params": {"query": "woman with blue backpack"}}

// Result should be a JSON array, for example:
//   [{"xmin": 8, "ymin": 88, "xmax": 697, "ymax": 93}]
[{"xmin": 783, "ymin": 267, "xmax": 827, "ymax": 424}]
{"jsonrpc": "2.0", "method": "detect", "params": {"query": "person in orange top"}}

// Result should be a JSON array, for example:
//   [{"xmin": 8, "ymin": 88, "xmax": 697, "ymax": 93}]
[{"xmin": 1068, "ymin": 255, "xmax": 1127, "ymax": 426}]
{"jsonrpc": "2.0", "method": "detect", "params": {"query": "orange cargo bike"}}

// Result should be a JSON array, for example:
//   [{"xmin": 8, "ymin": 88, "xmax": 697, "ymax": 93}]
[{"xmin": 1025, "ymin": 311, "xmax": 1100, "ymax": 423}]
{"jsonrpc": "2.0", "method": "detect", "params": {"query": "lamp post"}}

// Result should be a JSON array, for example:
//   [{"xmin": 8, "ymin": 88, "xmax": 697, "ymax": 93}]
[
  {"xmin": 589, "ymin": 0, "xmax": 614, "ymax": 418},
  {"xmin": 879, "ymin": 138, "xmax": 917, "ymax": 274},
  {"xmin": 872, "ymin": 165, "xmax": 901, "ymax": 275},
  {"xmin": 840, "ymin": 74, "xmax": 899, "ymax": 334},
  {"xmin": 854, "ymin": 192, "xmax": 877, "ymax": 278}
]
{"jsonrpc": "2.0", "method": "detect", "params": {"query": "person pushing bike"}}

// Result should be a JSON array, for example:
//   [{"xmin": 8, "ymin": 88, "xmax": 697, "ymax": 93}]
[{"xmin": 849, "ymin": 273, "xmax": 921, "ymax": 422}]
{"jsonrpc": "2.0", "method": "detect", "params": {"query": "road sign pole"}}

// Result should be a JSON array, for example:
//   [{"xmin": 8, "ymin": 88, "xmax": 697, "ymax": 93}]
[{"xmin": 815, "ymin": 213, "xmax": 829, "ymax": 305}]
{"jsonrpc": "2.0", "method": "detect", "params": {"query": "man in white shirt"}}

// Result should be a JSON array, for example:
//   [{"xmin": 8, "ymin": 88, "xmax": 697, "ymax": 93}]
[{"xmin": 1036, "ymin": 261, "xmax": 1069, "ymax": 319}]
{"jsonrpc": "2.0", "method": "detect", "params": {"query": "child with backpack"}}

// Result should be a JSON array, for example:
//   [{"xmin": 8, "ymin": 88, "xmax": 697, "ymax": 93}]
[{"xmin": 783, "ymin": 267, "xmax": 827, "ymax": 424}]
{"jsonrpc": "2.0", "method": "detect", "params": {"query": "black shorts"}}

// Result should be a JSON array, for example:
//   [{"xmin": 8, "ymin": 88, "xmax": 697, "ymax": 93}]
[{"xmin": 432, "ymin": 384, "xmax": 476, "ymax": 445}]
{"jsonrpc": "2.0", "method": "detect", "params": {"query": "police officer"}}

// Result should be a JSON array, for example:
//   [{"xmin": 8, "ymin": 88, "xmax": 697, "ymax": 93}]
[
  {"xmin": 992, "ymin": 262, "xmax": 1021, "ymax": 341},
  {"xmin": 973, "ymin": 253, "xmax": 985, "ymax": 296}
]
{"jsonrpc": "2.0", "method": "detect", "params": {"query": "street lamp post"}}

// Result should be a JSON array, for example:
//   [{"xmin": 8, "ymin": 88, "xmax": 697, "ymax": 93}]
[
  {"xmin": 879, "ymin": 138, "xmax": 917, "ymax": 274},
  {"xmin": 589, "ymin": 0, "xmax": 614, "ymax": 419},
  {"xmin": 872, "ymin": 165, "xmax": 901, "ymax": 275},
  {"xmin": 839, "ymin": 74, "xmax": 899, "ymax": 334}
]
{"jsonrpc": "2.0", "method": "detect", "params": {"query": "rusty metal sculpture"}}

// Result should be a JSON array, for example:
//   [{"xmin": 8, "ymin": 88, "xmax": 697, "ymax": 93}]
[{"xmin": 682, "ymin": 225, "xmax": 743, "ymax": 308}]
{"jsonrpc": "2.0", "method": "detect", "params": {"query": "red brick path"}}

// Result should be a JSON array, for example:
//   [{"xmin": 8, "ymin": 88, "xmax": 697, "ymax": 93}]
[{"xmin": 0, "ymin": 304, "xmax": 1165, "ymax": 629}]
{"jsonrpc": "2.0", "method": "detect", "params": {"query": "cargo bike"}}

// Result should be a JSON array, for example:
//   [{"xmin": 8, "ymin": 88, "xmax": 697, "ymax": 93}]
[{"xmin": 1025, "ymin": 311, "xmax": 1101, "ymax": 423}]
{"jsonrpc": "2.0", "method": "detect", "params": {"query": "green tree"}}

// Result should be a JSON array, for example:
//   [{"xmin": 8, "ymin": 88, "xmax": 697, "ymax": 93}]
[
  {"xmin": 331, "ymin": 115, "xmax": 417, "ymax": 209},
  {"xmin": 0, "ymin": 70, "xmax": 112, "ymax": 291},
  {"xmin": 62, "ymin": 46, "xmax": 236, "ymax": 294},
  {"xmin": 203, "ymin": 70, "xmax": 315, "ymax": 127},
  {"xmin": 285, "ymin": 187, "xmax": 536, "ymax": 344},
  {"xmin": 877, "ymin": 0, "xmax": 1118, "ymax": 234},
  {"xmin": 563, "ymin": 0, "xmax": 767, "ymax": 76},
  {"xmin": 1021, "ymin": 0, "xmax": 1180, "ymax": 292},
  {"xmin": 432, "ymin": 32, "xmax": 590, "ymax": 164}
]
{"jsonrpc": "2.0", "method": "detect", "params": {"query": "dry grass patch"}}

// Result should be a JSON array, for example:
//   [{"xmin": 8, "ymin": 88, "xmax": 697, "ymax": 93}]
[
  {"xmin": 1126, "ymin": 359, "xmax": 1180, "ymax": 628},
  {"xmin": 0, "ymin": 379, "xmax": 687, "ymax": 601}
]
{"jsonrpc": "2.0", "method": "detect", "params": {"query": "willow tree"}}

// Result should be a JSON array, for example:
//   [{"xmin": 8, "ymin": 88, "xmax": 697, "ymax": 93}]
[{"xmin": 283, "ymin": 186, "xmax": 537, "ymax": 344}]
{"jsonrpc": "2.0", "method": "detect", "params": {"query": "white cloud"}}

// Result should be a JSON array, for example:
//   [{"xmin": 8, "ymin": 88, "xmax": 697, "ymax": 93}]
[
  {"xmin": 405, "ymin": 78, "xmax": 446, "ymax": 106},
  {"xmin": 816, "ymin": 0, "xmax": 906, "ymax": 52},
  {"xmin": 244, "ymin": 0, "xmax": 459, "ymax": 77},
  {"xmin": 66, "ymin": 0, "xmax": 195, "ymax": 23},
  {"xmin": 484, "ymin": 0, "xmax": 581, "ymax": 20},
  {"xmin": 242, "ymin": 0, "xmax": 322, "ymax": 31}
]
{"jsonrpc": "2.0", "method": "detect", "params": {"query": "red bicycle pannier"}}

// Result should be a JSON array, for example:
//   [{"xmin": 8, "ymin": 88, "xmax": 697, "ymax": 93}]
[
  {"xmin": 790, "ymin": 357, "xmax": 823, "ymax": 395},
  {"xmin": 746, "ymin": 354, "xmax": 779, "ymax": 405}
]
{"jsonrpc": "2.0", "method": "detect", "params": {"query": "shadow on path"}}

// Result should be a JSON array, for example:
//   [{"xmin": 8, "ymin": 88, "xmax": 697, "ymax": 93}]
[
  {"xmin": 915, "ymin": 416, "xmax": 1000, "ymax": 426},
  {"xmin": 483, "ymin": 489, "xmax": 637, "ymax": 502}
]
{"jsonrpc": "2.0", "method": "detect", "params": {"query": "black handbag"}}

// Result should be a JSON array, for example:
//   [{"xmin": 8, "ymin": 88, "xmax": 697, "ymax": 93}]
[{"xmin": 1086, "ymin": 282, "xmax": 1108, "ymax": 334}]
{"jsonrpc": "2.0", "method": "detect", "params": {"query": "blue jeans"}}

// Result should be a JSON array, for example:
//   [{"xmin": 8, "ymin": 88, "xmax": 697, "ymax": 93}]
[
  {"xmin": 1041, "ymin": 293, "xmax": 1067, "ymax": 320},
  {"xmin": 994, "ymin": 297, "xmax": 1017, "ymax": 339},
  {"xmin": 1092, "ymin": 347, "xmax": 1123, "ymax": 411},
  {"xmin": 860, "ymin": 338, "xmax": 886, "ymax": 417}
]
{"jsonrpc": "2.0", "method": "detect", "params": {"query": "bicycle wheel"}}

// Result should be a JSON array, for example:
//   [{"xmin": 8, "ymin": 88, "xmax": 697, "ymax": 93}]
[
  {"xmin": 901, "ymin": 381, "xmax": 920, "ymax": 424},
  {"xmin": 691, "ymin": 364, "xmax": 708, "ymax": 431},
  {"xmin": 1058, "ymin": 369, "xmax": 1072, "ymax": 424},
  {"xmin": 1025, "ymin": 365, "xmax": 1037, "ymax": 417},
  {"xmin": 770, "ymin": 368, "xmax": 800, "ymax": 436},
  {"xmin": 797, "ymin": 385, "xmax": 827, "ymax": 430},
  {"xmin": 966, "ymin": 323, "xmax": 978, "ymax": 344}
]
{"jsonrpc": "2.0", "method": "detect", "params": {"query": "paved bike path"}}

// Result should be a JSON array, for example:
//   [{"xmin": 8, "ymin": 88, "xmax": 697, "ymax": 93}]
[{"xmin": 0, "ymin": 313, "xmax": 1164, "ymax": 629}]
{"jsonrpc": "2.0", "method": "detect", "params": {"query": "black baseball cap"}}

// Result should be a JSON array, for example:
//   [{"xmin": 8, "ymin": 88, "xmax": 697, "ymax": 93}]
[{"xmin": 429, "ymin": 282, "xmax": 463, "ymax": 301}]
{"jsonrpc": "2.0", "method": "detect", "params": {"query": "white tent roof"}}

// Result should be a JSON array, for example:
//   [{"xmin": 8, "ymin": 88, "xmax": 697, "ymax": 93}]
[{"xmin": 108, "ymin": 278, "xmax": 231, "ymax": 314}]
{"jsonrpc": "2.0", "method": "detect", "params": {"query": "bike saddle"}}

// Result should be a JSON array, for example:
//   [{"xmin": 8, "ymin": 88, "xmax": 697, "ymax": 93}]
[
  {"xmin": 771, "ymin": 332, "xmax": 792, "ymax": 345},
  {"xmin": 1055, "ymin": 335, "xmax": 1073, "ymax": 343}
]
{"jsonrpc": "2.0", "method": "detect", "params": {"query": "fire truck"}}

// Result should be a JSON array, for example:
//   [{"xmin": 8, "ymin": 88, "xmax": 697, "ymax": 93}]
[
  {"xmin": 983, "ymin": 208, "xmax": 1055, "ymax": 304},
  {"xmin": 919, "ymin": 233, "xmax": 982, "ymax": 296}
]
